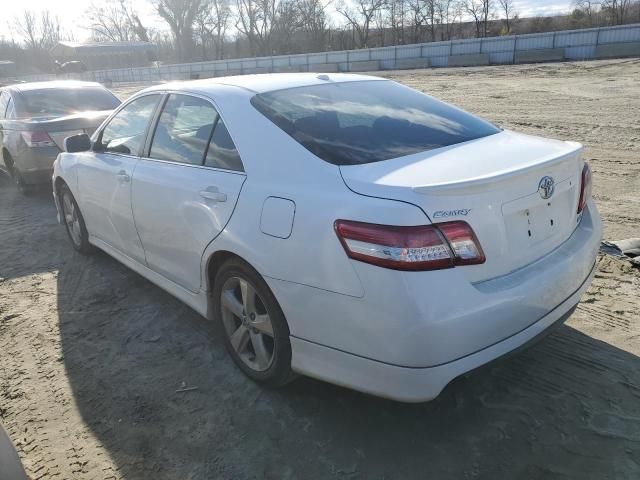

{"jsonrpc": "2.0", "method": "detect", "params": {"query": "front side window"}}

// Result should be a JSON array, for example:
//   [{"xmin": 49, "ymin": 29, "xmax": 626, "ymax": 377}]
[
  {"xmin": 251, "ymin": 80, "xmax": 501, "ymax": 165},
  {"xmin": 149, "ymin": 94, "xmax": 218, "ymax": 165},
  {"xmin": 100, "ymin": 94, "xmax": 160, "ymax": 155}
]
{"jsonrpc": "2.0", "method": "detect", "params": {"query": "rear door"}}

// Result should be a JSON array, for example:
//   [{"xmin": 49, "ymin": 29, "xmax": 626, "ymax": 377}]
[
  {"xmin": 131, "ymin": 93, "xmax": 246, "ymax": 293},
  {"xmin": 77, "ymin": 93, "xmax": 162, "ymax": 263}
]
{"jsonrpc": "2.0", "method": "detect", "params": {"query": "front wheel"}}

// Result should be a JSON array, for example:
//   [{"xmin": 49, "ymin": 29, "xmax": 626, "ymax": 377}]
[
  {"xmin": 214, "ymin": 258, "xmax": 295, "ymax": 387},
  {"xmin": 59, "ymin": 184, "xmax": 93, "ymax": 254}
]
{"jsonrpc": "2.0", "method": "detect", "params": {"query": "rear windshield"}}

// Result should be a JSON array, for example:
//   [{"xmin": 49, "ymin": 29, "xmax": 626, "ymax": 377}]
[
  {"xmin": 251, "ymin": 80, "xmax": 500, "ymax": 165},
  {"xmin": 18, "ymin": 87, "xmax": 121, "ymax": 117}
]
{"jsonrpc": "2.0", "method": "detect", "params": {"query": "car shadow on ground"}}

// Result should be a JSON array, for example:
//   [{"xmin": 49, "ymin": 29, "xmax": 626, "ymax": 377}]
[
  {"xmin": 54, "ymin": 253, "xmax": 640, "ymax": 479},
  {"xmin": 2, "ymin": 176, "xmax": 639, "ymax": 479}
]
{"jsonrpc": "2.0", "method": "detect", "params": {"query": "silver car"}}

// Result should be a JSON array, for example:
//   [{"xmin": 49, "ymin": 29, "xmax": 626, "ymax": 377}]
[{"xmin": 0, "ymin": 81, "xmax": 120, "ymax": 193}]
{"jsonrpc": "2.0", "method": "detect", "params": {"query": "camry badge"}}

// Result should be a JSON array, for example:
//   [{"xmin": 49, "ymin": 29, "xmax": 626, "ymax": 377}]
[{"xmin": 538, "ymin": 176, "xmax": 555, "ymax": 200}]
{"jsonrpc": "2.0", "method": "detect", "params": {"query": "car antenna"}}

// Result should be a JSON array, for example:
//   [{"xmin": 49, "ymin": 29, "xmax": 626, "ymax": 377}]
[{"xmin": 316, "ymin": 74, "xmax": 332, "ymax": 81}]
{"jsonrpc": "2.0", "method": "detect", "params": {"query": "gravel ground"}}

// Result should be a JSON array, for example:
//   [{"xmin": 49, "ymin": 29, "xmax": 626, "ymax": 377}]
[{"xmin": 1, "ymin": 58, "xmax": 639, "ymax": 480}]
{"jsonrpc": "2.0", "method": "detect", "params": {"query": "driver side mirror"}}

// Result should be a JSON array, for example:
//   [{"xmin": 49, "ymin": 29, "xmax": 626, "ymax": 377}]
[{"xmin": 64, "ymin": 133, "xmax": 92, "ymax": 153}]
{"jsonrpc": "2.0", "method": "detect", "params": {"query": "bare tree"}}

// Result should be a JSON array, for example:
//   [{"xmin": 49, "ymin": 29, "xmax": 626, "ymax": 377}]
[
  {"xmin": 195, "ymin": 0, "xmax": 232, "ymax": 59},
  {"xmin": 272, "ymin": 0, "xmax": 303, "ymax": 53},
  {"xmin": 155, "ymin": 0, "xmax": 205, "ymax": 60},
  {"xmin": 498, "ymin": 0, "xmax": 517, "ymax": 33},
  {"xmin": 571, "ymin": 0, "xmax": 600, "ymax": 26},
  {"xmin": 387, "ymin": 0, "xmax": 407, "ymax": 44},
  {"xmin": 235, "ymin": 0, "xmax": 276, "ymax": 55},
  {"xmin": 406, "ymin": 0, "xmax": 424, "ymax": 42},
  {"xmin": 131, "ymin": 14, "xmax": 151, "ymax": 42},
  {"xmin": 336, "ymin": 0, "xmax": 387, "ymax": 48},
  {"xmin": 435, "ymin": 0, "xmax": 459, "ymax": 41},
  {"xmin": 85, "ymin": 0, "xmax": 138, "ymax": 42},
  {"xmin": 601, "ymin": 0, "xmax": 632, "ymax": 24},
  {"xmin": 235, "ymin": 0, "xmax": 259, "ymax": 55},
  {"xmin": 464, "ymin": 0, "xmax": 492, "ymax": 37},
  {"xmin": 404, "ymin": 0, "xmax": 440, "ymax": 42},
  {"xmin": 425, "ymin": 0, "xmax": 438, "ymax": 42},
  {"xmin": 13, "ymin": 10, "xmax": 63, "ymax": 50},
  {"xmin": 373, "ymin": 2, "xmax": 388, "ymax": 45},
  {"xmin": 298, "ymin": 0, "xmax": 330, "ymax": 51}
]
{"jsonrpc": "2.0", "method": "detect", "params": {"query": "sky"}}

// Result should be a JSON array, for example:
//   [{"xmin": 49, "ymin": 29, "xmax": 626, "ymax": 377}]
[{"xmin": 1, "ymin": 0, "xmax": 575, "ymax": 43}]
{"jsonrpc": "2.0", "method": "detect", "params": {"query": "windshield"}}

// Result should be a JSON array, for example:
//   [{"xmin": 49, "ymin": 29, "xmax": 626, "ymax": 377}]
[
  {"xmin": 18, "ymin": 87, "xmax": 121, "ymax": 117},
  {"xmin": 251, "ymin": 80, "xmax": 500, "ymax": 165}
]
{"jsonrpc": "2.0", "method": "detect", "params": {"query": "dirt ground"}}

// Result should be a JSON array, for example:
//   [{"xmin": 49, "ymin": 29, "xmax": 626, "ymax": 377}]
[{"xmin": 1, "ymin": 58, "xmax": 639, "ymax": 479}]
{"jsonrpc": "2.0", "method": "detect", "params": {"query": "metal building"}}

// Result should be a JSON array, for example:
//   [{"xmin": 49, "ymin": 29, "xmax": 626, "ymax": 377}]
[{"xmin": 50, "ymin": 41, "xmax": 158, "ymax": 71}]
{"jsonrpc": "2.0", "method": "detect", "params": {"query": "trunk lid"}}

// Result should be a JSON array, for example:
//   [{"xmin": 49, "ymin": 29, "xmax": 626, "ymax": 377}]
[
  {"xmin": 340, "ymin": 130, "xmax": 585, "ymax": 282},
  {"xmin": 18, "ymin": 110, "xmax": 112, "ymax": 150}
]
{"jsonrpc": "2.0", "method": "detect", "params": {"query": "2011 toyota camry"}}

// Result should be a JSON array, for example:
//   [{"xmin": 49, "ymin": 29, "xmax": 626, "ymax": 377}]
[{"xmin": 52, "ymin": 73, "xmax": 601, "ymax": 402}]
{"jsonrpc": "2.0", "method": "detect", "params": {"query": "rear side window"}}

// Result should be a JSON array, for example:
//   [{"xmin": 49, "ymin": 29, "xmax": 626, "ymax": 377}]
[
  {"xmin": 251, "ymin": 80, "xmax": 500, "ymax": 165},
  {"xmin": 100, "ymin": 94, "xmax": 160, "ymax": 155},
  {"xmin": 150, "ymin": 94, "xmax": 218, "ymax": 165},
  {"xmin": 205, "ymin": 119, "xmax": 243, "ymax": 172}
]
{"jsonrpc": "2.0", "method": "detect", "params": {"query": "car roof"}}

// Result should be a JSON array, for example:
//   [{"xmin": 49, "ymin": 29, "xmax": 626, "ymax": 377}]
[
  {"xmin": 8, "ymin": 80, "xmax": 105, "ymax": 92},
  {"xmin": 141, "ymin": 73, "xmax": 386, "ymax": 96}
]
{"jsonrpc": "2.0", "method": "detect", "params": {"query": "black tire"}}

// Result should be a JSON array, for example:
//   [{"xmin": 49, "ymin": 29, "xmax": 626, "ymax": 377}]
[
  {"xmin": 13, "ymin": 168, "xmax": 34, "ymax": 195},
  {"xmin": 59, "ymin": 184, "xmax": 93, "ymax": 254},
  {"xmin": 3, "ymin": 152, "xmax": 32, "ymax": 195},
  {"xmin": 214, "ymin": 258, "xmax": 295, "ymax": 387}
]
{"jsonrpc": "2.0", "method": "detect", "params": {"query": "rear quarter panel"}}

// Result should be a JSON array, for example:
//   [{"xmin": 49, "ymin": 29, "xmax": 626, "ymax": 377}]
[
  {"xmin": 0, "ymin": 119, "xmax": 20, "ymax": 167},
  {"xmin": 199, "ymin": 88, "xmax": 429, "ymax": 302}
]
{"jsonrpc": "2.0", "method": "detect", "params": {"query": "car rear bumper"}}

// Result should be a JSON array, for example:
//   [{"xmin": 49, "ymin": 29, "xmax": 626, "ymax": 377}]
[
  {"xmin": 22, "ymin": 168, "xmax": 54, "ymax": 185},
  {"xmin": 12, "ymin": 147, "xmax": 59, "ymax": 185},
  {"xmin": 288, "ymin": 263, "xmax": 592, "ymax": 402},
  {"xmin": 267, "ymin": 201, "xmax": 601, "ymax": 402}
]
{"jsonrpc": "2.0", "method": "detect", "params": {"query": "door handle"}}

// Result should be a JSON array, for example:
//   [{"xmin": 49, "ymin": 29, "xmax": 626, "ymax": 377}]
[
  {"xmin": 199, "ymin": 187, "xmax": 227, "ymax": 203},
  {"xmin": 116, "ymin": 170, "xmax": 130, "ymax": 183}
]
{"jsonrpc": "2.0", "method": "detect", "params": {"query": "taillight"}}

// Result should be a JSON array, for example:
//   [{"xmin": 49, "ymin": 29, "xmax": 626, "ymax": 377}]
[
  {"xmin": 334, "ymin": 220, "xmax": 485, "ymax": 271},
  {"xmin": 577, "ymin": 163, "xmax": 592, "ymax": 214},
  {"xmin": 436, "ymin": 222, "xmax": 487, "ymax": 266},
  {"xmin": 21, "ymin": 131, "xmax": 56, "ymax": 148}
]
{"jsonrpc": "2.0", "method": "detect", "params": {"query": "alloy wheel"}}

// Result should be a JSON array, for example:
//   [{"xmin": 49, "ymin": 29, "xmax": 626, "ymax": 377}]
[
  {"xmin": 62, "ymin": 191, "xmax": 82, "ymax": 247},
  {"xmin": 220, "ymin": 276, "xmax": 275, "ymax": 372}
]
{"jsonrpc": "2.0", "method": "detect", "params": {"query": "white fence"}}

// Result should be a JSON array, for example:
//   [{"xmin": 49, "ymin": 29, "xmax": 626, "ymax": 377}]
[{"xmin": 11, "ymin": 23, "xmax": 640, "ymax": 84}]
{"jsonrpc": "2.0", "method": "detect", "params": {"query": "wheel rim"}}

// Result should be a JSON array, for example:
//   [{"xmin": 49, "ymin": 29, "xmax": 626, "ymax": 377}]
[
  {"xmin": 220, "ymin": 276, "xmax": 275, "ymax": 372},
  {"xmin": 62, "ymin": 192, "xmax": 82, "ymax": 247}
]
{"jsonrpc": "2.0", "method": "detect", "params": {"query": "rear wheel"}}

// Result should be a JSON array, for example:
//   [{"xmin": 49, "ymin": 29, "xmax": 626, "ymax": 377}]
[
  {"xmin": 13, "ymin": 168, "xmax": 33, "ymax": 195},
  {"xmin": 214, "ymin": 258, "xmax": 294, "ymax": 387},
  {"xmin": 3, "ymin": 152, "xmax": 32, "ymax": 195},
  {"xmin": 59, "ymin": 184, "xmax": 92, "ymax": 254}
]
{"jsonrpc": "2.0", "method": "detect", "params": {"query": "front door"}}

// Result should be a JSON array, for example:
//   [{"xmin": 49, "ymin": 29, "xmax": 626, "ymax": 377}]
[
  {"xmin": 131, "ymin": 93, "xmax": 246, "ymax": 292},
  {"xmin": 77, "ymin": 93, "xmax": 161, "ymax": 263},
  {"xmin": 0, "ymin": 91, "xmax": 10, "ymax": 172}
]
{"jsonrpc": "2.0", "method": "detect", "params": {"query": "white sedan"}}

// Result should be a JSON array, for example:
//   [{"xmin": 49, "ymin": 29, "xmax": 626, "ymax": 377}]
[{"xmin": 52, "ymin": 73, "xmax": 601, "ymax": 402}]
